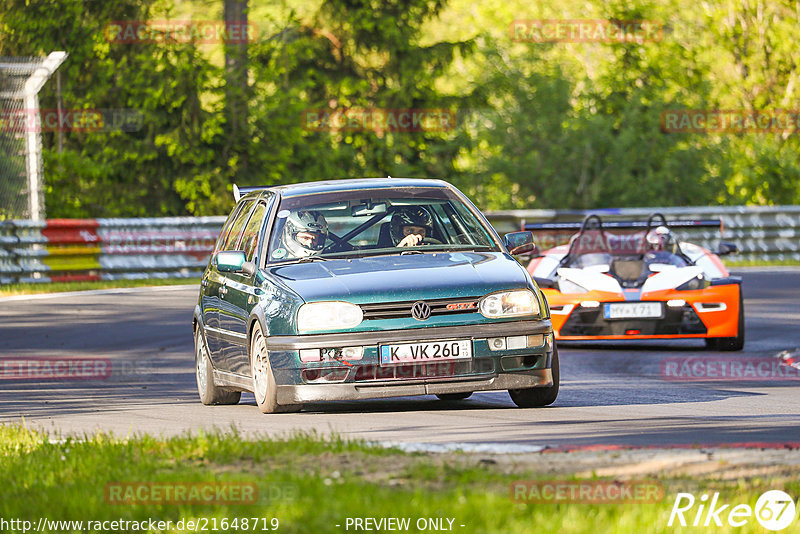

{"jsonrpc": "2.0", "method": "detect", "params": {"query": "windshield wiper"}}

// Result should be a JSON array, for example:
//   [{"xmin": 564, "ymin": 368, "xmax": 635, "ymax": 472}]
[
  {"xmin": 399, "ymin": 249, "xmax": 424, "ymax": 255},
  {"xmin": 295, "ymin": 255, "xmax": 329, "ymax": 263}
]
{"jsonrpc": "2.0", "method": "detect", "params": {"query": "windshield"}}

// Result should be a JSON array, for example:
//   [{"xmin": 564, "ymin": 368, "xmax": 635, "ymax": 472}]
[{"xmin": 266, "ymin": 187, "xmax": 498, "ymax": 263}]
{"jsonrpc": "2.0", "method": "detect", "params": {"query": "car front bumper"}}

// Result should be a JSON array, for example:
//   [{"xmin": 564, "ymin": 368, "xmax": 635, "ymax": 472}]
[
  {"xmin": 266, "ymin": 319, "xmax": 554, "ymax": 403},
  {"xmin": 276, "ymin": 368, "xmax": 552, "ymax": 404}
]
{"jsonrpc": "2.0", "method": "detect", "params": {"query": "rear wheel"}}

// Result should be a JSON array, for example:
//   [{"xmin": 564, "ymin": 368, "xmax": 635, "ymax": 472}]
[
  {"xmin": 705, "ymin": 289, "xmax": 745, "ymax": 352},
  {"xmin": 508, "ymin": 347, "xmax": 559, "ymax": 408},
  {"xmin": 436, "ymin": 392, "xmax": 472, "ymax": 401},
  {"xmin": 250, "ymin": 323, "xmax": 302, "ymax": 414},
  {"xmin": 195, "ymin": 328, "xmax": 241, "ymax": 405}
]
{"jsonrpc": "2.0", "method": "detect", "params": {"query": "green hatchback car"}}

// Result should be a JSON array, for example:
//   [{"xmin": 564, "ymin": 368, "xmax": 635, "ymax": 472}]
[{"xmin": 193, "ymin": 178, "xmax": 558, "ymax": 413}]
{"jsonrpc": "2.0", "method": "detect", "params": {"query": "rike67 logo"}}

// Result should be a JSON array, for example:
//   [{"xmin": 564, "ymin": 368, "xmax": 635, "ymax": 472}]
[{"xmin": 668, "ymin": 490, "xmax": 797, "ymax": 531}]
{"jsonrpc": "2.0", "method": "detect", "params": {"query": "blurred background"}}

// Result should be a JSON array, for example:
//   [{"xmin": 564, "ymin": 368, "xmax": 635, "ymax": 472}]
[{"xmin": 1, "ymin": 0, "xmax": 798, "ymax": 219}]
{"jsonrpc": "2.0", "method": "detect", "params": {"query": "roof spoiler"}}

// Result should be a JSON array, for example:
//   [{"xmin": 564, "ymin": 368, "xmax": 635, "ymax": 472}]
[{"xmin": 232, "ymin": 184, "xmax": 273, "ymax": 202}]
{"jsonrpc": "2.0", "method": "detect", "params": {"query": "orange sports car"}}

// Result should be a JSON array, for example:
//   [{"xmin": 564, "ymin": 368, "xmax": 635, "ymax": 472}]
[{"xmin": 526, "ymin": 214, "xmax": 744, "ymax": 350}]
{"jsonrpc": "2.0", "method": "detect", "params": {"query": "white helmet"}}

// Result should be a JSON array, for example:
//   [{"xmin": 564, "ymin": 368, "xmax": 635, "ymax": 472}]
[
  {"xmin": 646, "ymin": 225, "xmax": 674, "ymax": 252},
  {"xmin": 283, "ymin": 210, "xmax": 328, "ymax": 257}
]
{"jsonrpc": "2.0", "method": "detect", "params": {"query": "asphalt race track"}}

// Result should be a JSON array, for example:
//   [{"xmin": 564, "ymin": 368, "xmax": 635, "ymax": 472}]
[{"xmin": 1, "ymin": 269, "xmax": 799, "ymax": 449}]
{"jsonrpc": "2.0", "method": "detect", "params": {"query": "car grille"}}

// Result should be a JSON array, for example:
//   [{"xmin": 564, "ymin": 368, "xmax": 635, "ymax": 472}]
[
  {"xmin": 360, "ymin": 296, "xmax": 481, "ymax": 320},
  {"xmin": 352, "ymin": 358, "xmax": 495, "ymax": 382},
  {"xmin": 300, "ymin": 359, "xmax": 495, "ymax": 384}
]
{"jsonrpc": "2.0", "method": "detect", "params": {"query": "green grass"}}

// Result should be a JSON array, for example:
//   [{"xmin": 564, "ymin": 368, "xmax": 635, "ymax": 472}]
[
  {"xmin": 1, "ymin": 424, "xmax": 796, "ymax": 533},
  {"xmin": 0, "ymin": 278, "xmax": 200, "ymax": 297}
]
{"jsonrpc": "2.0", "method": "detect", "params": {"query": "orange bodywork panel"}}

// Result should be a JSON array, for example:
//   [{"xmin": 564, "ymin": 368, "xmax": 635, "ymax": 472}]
[{"xmin": 543, "ymin": 283, "xmax": 740, "ymax": 340}]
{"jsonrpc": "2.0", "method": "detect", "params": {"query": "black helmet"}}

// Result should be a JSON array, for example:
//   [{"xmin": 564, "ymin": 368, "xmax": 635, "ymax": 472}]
[{"xmin": 390, "ymin": 206, "xmax": 433, "ymax": 244}]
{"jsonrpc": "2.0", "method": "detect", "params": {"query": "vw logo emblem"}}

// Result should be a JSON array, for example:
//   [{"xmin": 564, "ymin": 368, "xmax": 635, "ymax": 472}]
[{"xmin": 411, "ymin": 301, "xmax": 431, "ymax": 321}]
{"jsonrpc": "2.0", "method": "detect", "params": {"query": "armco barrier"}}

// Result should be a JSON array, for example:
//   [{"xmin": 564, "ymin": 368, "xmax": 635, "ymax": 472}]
[
  {"xmin": 487, "ymin": 205, "xmax": 800, "ymax": 262},
  {"xmin": 0, "ymin": 206, "xmax": 798, "ymax": 284},
  {"xmin": 0, "ymin": 217, "xmax": 225, "ymax": 284}
]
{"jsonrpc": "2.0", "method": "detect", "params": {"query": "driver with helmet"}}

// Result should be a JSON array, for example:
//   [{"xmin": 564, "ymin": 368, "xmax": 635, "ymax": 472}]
[
  {"xmin": 283, "ymin": 210, "xmax": 328, "ymax": 258},
  {"xmin": 390, "ymin": 206, "xmax": 434, "ymax": 247},
  {"xmin": 644, "ymin": 225, "xmax": 685, "ymax": 267}
]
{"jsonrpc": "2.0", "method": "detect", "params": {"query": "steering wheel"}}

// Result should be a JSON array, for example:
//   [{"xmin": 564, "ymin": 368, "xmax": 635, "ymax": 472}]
[{"xmin": 420, "ymin": 237, "xmax": 443, "ymax": 245}]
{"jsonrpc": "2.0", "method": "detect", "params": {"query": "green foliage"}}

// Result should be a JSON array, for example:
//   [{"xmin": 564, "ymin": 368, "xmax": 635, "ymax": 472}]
[{"xmin": 0, "ymin": 0, "xmax": 798, "ymax": 216}]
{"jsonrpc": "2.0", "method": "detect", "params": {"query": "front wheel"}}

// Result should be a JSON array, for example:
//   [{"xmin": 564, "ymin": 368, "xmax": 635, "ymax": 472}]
[
  {"xmin": 508, "ymin": 347, "xmax": 559, "ymax": 408},
  {"xmin": 705, "ymin": 289, "xmax": 745, "ymax": 352},
  {"xmin": 250, "ymin": 323, "xmax": 302, "ymax": 414},
  {"xmin": 195, "ymin": 328, "xmax": 241, "ymax": 406}
]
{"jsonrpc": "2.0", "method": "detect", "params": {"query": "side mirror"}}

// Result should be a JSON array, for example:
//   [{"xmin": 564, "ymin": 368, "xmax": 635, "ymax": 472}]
[
  {"xmin": 216, "ymin": 251, "xmax": 257, "ymax": 276},
  {"xmin": 716, "ymin": 241, "xmax": 738, "ymax": 256},
  {"xmin": 503, "ymin": 231, "xmax": 538, "ymax": 256}
]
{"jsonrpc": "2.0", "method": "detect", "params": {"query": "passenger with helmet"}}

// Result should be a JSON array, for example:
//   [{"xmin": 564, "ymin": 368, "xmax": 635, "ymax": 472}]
[
  {"xmin": 390, "ymin": 206, "xmax": 434, "ymax": 247},
  {"xmin": 282, "ymin": 210, "xmax": 329, "ymax": 258}
]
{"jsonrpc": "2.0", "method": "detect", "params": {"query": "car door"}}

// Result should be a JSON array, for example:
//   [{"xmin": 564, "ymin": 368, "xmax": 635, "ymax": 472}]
[
  {"xmin": 201, "ymin": 200, "xmax": 249, "ymax": 356},
  {"xmin": 208, "ymin": 198, "xmax": 255, "ymax": 371},
  {"xmin": 218, "ymin": 196, "xmax": 272, "ymax": 375}
]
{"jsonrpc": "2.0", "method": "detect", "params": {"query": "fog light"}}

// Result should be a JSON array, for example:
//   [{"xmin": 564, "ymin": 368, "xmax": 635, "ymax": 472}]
[
  {"xmin": 341, "ymin": 346, "xmax": 364, "ymax": 360},
  {"xmin": 580, "ymin": 300, "xmax": 600, "ymax": 308},
  {"xmin": 488, "ymin": 337, "xmax": 506, "ymax": 351},
  {"xmin": 667, "ymin": 299, "xmax": 686, "ymax": 307},
  {"xmin": 507, "ymin": 335, "xmax": 527, "ymax": 350},
  {"xmin": 299, "ymin": 349, "xmax": 321, "ymax": 362}
]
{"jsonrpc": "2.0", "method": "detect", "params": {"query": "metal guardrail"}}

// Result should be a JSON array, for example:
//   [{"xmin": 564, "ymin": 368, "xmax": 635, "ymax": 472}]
[
  {"xmin": 487, "ymin": 206, "xmax": 800, "ymax": 262},
  {"xmin": 1, "ymin": 206, "xmax": 798, "ymax": 284},
  {"xmin": 0, "ymin": 217, "xmax": 225, "ymax": 284}
]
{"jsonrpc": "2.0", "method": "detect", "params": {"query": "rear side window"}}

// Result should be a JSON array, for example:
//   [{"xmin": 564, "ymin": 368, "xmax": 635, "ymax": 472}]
[
  {"xmin": 221, "ymin": 199, "xmax": 255, "ymax": 251},
  {"xmin": 213, "ymin": 202, "xmax": 245, "ymax": 254},
  {"xmin": 240, "ymin": 202, "xmax": 267, "ymax": 262}
]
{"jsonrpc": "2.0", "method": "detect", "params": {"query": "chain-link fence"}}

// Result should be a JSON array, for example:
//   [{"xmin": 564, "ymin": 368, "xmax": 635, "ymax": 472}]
[{"xmin": 0, "ymin": 53, "xmax": 67, "ymax": 221}]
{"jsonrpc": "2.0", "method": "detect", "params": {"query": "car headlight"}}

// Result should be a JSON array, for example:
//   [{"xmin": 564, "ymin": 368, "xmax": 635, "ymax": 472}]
[
  {"xmin": 677, "ymin": 274, "xmax": 710, "ymax": 291},
  {"xmin": 480, "ymin": 290, "xmax": 539, "ymax": 318},
  {"xmin": 297, "ymin": 301, "xmax": 363, "ymax": 332}
]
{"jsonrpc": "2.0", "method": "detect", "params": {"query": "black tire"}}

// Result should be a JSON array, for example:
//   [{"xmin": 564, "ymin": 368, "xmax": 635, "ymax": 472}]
[
  {"xmin": 508, "ymin": 347, "xmax": 560, "ymax": 408},
  {"xmin": 436, "ymin": 392, "xmax": 473, "ymax": 401},
  {"xmin": 195, "ymin": 328, "xmax": 241, "ymax": 406},
  {"xmin": 250, "ymin": 323, "xmax": 302, "ymax": 414},
  {"xmin": 705, "ymin": 288, "xmax": 745, "ymax": 352}
]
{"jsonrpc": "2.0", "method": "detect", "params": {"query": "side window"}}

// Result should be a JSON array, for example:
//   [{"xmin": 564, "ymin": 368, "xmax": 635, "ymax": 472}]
[
  {"xmin": 221, "ymin": 199, "xmax": 255, "ymax": 251},
  {"xmin": 213, "ymin": 202, "xmax": 245, "ymax": 254},
  {"xmin": 240, "ymin": 202, "xmax": 267, "ymax": 262}
]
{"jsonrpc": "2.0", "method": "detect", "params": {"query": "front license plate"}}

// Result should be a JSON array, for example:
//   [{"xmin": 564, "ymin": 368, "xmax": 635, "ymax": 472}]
[
  {"xmin": 379, "ymin": 339, "xmax": 472, "ymax": 366},
  {"xmin": 604, "ymin": 302, "xmax": 663, "ymax": 319}
]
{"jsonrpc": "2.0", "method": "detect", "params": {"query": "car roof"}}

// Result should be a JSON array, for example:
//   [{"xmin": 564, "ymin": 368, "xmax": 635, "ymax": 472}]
[{"xmin": 244, "ymin": 178, "xmax": 452, "ymax": 200}]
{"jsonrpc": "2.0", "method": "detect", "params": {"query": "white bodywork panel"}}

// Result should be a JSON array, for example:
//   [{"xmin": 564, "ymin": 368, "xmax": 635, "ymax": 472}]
[
  {"xmin": 641, "ymin": 265, "xmax": 704, "ymax": 293},
  {"xmin": 556, "ymin": 267, "xmax": 623, "ymax": 294}
]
